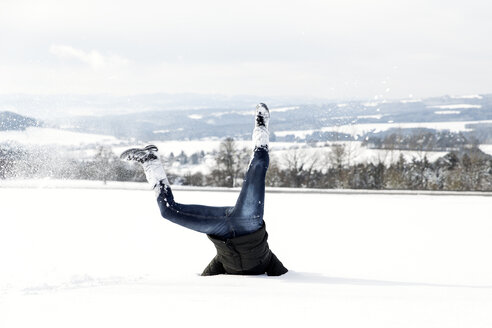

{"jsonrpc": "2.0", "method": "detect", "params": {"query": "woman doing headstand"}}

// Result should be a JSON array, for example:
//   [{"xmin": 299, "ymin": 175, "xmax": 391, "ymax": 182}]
[{"xmin": 120, "ymin": 103, "xmax": 287, "ymax": 276}]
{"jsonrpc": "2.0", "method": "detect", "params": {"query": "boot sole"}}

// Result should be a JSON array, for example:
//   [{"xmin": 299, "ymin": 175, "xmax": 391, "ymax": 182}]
[{"xmin": 120, "ymin": 145, "xmax": 158, "ymax": 160}]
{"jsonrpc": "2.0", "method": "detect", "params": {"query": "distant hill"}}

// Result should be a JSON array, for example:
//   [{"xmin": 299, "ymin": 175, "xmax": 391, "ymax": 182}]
[
  {"xmin": 55, "ymin": 93, "xmax": 492, "ymax": 142},
  {"xmin": 0, "ymin": 111, "xmax": 41, "ymax": 131},
  {"xmin": 2, "ymin": 93, "xmax": 491, "ymax": 142}
]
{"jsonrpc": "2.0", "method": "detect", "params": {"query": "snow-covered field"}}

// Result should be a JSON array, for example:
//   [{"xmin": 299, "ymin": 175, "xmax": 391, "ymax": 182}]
[
  {"xmin": 114, "ymin": 140, "xmax": 301, "ymax": 157},
  {"xmin": 275, "ymin": 119, "xmax": 492, "ymax": 139},
  {"xmin": 1, "ymin": 181, "xmax": 492, "ymax": 328},
  {"xmin": 271, "ymin": 141, "xmax": 449, "ymax": 168},
  {"xmin": 0, "ymin": 127, "xmax": 122, "ymax": 146},
  {"xmin": 2, "ymin": 125, "xmax": 492, "ymax": 178}
]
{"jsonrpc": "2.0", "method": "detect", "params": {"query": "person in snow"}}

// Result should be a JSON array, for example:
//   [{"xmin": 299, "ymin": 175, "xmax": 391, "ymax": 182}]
[{"xmin": 120, "ymin": 103, "xmax": 288, "ymax": 276}]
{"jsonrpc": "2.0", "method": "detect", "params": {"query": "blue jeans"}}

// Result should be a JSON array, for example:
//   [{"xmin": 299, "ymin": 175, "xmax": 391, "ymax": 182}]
[{"xmin": 157, "ymin": 148, "xmax": 269, "ymax": 239}]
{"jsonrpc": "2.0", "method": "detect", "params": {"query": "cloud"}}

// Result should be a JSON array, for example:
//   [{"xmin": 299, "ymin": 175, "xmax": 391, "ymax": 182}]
[{"xmin": 50, "ymin": 45, "xmax": 129, "ymax": 69}]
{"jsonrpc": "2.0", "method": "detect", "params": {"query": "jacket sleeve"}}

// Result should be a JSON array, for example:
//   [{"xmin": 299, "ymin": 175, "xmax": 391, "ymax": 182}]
[{"xmin": 201, "ymin": 256, "xmax": 226, "ymax": 276}]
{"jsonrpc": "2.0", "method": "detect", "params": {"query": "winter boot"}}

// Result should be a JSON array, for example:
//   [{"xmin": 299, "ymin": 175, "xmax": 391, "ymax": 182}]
[
  {"xmin": 120, "ymin": 145, "xmax": 159, "ymax": 163},
  {"xmin": 120, "ymin": 145, "xmax": 170, "ymax": 193},
  {"xmin": 253, "ymin": 103, "xmax": 270, "ymax": 151}
]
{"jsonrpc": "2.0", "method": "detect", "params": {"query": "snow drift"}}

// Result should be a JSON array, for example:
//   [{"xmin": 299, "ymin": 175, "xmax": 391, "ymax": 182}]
[{"xmin": 1, "ymin": 181, "xmax": 491, "ymax": 328}]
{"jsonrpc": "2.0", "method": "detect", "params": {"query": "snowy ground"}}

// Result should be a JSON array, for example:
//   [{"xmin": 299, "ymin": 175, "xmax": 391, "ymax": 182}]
[
  {"xmin": 0, "ymin": 127, "xmax": 122, "ymax": 146},
  {"xmin": 275, "ymin": 119, "xmax": 492, "ymax": 139},
  {"xmin": 1, "ymin": 181, "xmax": 492, "ymax": 327}
]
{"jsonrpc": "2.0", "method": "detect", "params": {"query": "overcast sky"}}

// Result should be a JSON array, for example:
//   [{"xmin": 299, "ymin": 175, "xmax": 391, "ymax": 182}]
[{"xmin": 1, "ymin": 0, "xmax": 491, "ymax": 100}]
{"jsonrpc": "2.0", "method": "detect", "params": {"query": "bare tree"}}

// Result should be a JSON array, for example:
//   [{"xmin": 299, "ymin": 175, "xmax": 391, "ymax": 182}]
[
  {"xmin": 380, "ymin": 129, "xmax": 403, "ymax": 164},
  {"xmin": 326, "ymin": 143, "xmax": 346, "ymax": 169},
  {"xmin": 280, "ymin": 148, "xmax": 321, "ymax": 188},
  {"xmin": 207, "ymin": 138, "xmax": 249, "ymax": 187}
]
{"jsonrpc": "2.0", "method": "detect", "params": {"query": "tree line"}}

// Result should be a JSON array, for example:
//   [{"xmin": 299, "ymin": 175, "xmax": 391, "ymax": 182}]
[{"xmin": 1, "ymin": 139, "xmax": 491, "ymax": 191}]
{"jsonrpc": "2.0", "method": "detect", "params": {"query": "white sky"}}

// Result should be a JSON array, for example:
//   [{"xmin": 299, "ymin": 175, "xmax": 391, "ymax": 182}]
[{"xmin": 1, "ymin": 0, "xmax": 491, "ymax": 100}]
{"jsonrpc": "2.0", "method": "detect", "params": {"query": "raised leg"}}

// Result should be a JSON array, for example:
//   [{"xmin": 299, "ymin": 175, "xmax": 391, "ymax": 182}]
[
  {"xmin": 227, "ymin": 148, "xmax": 269, "ymax": 237},
  {"xmin": 120, "ymin": 103, "xmax": 271, "ymax": 240},
  {"xmin": 121, "ymin": 145, "xmax": 235, "ymax": 238},
  {"xmin": 225, "ymin": 103, "xmax": 271, "ymax": 236}
]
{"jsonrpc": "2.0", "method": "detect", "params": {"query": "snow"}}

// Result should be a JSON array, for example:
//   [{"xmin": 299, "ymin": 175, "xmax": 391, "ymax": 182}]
[
  {"xmin": 363, "ymin": 102, "xmax": 380, "ymax": 107},
  {"xmin": 275, "ymin": 129, "xmax": 316, "ymax": 138},
  {"xmin": 207, "ymin": 107, "xmax": 298, "ymax": 118},
  {"xmin": 272, "ymin": 141, "xmax": 448, "ymax": 167},
  {"xmin": 112, "ymin": 140, "xmax": 306, "ymax": 175},
  {"xmin": 211, "ymin": 110, "xmax": 254, "ymax": 117},
  {"xmin": 112, "ymin": 140, "xmax": 450, "ymax": 173},
  {"xmin": 327, "ymin": 120, "xmax": 492, "ymax": 136},
  {"xmin": 0, "ymin": 127, "xmax": 121, "ymax": 146},
  {"xmin": 152, "ymin": 129, "xmax": 170, "ymax": 134},
  {"xmin": 1, "ymin": 181, "xmax": 492, "ymax": 328},
  {"xmin": 427, "ymin": 104, "xmax": 482, "ymax": 109},
  {"xmin": 434, "ymin": 110, "xmax": 461, "ymax": 115},
  {"xmin": 114, "ymin": 140, "xmax": 301, "ymax": 157},
  {"xmin": 275, "ymin": 120, "xmax": 492, "ymax": 138},
  {"xmin": 270, "ymin": 106, "xmax": 299, "ymax": 112},
  {"xmin": 0, "ymin": 124, "xmax": 480, "ymax": 177},
  {"xmin": 479, "ymin": 144, "xmax": 492, "ymax": 156},
  {"xmin": 357, "ymin": 114, "xmax": 384, "ymax": 119},
  {"xmin": 450, "ymin": 95, "xmax": 483, "ymax": 100},
  {"xmin": 253, "ymin": 127, "xmax": 269, "ymax": 149}
]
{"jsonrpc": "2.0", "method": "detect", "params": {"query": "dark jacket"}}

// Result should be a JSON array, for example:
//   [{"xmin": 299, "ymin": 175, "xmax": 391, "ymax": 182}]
[{"xmin": 201, "ymin": 224, "xmax": 288, "ymax": 276}]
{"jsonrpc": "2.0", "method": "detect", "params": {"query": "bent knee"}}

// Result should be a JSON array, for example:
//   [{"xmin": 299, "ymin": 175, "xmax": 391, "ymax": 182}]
[{"xmin": 157, "ymin": 196, "xmax": 173, "ymax": 217}]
